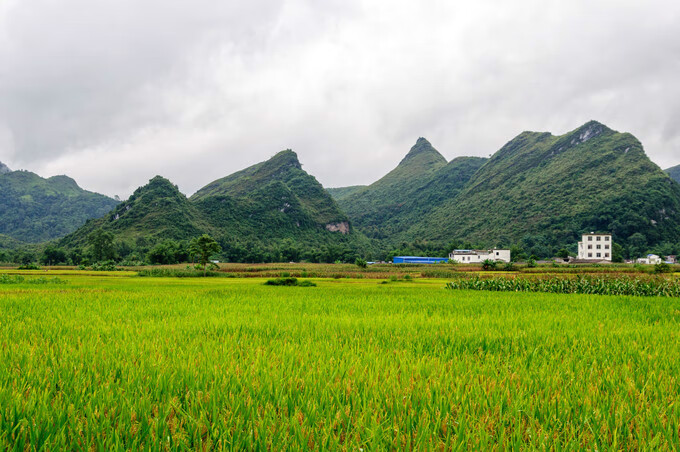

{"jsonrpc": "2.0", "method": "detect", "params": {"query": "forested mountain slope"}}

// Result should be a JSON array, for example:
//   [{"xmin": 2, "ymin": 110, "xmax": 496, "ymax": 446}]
[
  {"xmin": 666, "ymin": 165, "xmax": 680, "ymax": 183},
  {"xmin": 0, "ymin": 169, "xmax": 119, "ymax": 243},
  {"xmin": 408, "ymin": 121, "xmax": 680, "ymax": 256},
  {"xmin": 61, "ymin": 151, "xmax": 364, "ymax": 262},
  {"xmin": 332, "ymin": 138, "xmax": 486, "ymax": 242}
]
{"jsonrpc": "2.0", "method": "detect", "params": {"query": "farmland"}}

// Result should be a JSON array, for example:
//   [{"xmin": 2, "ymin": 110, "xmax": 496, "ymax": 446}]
[{"xmin": 1, "ymin": 270, "xmax": 680, "ymax": 449}]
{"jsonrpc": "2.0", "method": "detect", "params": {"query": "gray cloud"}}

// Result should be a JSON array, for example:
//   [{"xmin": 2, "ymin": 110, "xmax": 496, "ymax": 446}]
[{"xmin": 1, "ymin": 0, "xmax": 679, "ymax": 198}]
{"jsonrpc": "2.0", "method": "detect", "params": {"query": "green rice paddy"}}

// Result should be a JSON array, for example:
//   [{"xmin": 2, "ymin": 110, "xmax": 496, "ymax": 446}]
[{"xmin": 1, "ymin": 271, "xmax": 680, "ymax": 449}]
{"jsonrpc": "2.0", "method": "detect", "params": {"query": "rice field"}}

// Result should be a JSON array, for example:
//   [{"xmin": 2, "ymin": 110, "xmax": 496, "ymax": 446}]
[{"xmin": 1, "ymin": 271, "xmax": 680, "ymax": 449}]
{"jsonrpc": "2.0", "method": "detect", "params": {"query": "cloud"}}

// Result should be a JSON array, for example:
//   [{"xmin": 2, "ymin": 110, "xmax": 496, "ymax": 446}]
[{"xmin": 1, "ymin": 0, "xmax": 679, "ymax": 197}]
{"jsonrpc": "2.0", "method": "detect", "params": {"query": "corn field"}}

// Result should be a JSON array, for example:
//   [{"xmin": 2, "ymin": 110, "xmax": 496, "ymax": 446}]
[{"xmin": 446, "ymin": 275, "xmax": 680, "ymax": 297}]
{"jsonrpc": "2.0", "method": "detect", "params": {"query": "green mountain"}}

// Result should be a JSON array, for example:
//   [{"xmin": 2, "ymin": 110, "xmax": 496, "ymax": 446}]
[
  {"xmin": 332, "ymin": 138, "xmax": 487, "ymax": 242},
  {"xmin": 0, "ymin": 169, "xmax": 119, "ymax": 243},
  {"xmin": 667, "ymin": 165, "xmax": 680, "ymax": 183},
  {"xmin": 192, "ymin": 150, "xmax": 349, "ymax": 227},
  {"xmin": 0, "ymin": 161, "xmax": 10, "ymax": 174},
  {"xmin": 59, "ymin": 176, "xmax": 207, "ymax": 249},
  {"xmin": 326, "ymin": 185, "xmax": 365, "ymax": 201},
  {"xmin": 61, "ymin": 151, "xmax": 363, "ymax": 263},
  {"xmin": 407, "ymin": 121, "xmax": 680, "ymax": 256}
]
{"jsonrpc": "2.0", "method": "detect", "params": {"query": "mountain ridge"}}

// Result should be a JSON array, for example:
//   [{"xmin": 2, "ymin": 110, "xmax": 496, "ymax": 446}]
[
  {"xmin": 667, "ymin": 164, "xmax": 680, "ymax": 183},
  {"xmin": 0, "ymin": 169, "xmax": 119, "ymax": 243}
]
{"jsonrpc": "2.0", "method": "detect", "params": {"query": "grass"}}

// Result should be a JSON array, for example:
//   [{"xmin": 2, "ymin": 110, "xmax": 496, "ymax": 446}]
[{"xmin": 1, "ymin": 271, "xmax": 680, "ymax": 449}]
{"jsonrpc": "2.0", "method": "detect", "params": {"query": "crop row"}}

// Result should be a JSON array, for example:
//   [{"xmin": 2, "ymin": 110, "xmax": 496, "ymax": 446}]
[{"xmin": 446, "ymin": 275, "xmax": 680, "ymax": 297}]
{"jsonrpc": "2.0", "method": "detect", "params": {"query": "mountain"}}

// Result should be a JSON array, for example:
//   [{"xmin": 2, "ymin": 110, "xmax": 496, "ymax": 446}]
[
  {"xmin": 667, "ymin": 165, "xmax": 680, "ymax": 183},
  {"xmin": 332, "ymin": 138, "xmax": 486, "ymax": 241},
  {"xmin": 192, "ymin": 150, "xmax": 349, "ymax": 228},
  {"xmin": 0, "ymin": 162, "xmax": 10, "ymax": 174},
  {"xmin": 59, "ymin": 176, "xmax": 207, "ymax": 249},
  {"xmin": 327, "ymin": 185, "xmax": 366, "ymax": 201},
  {"xmin": 61, "ymin": 151, "xmax": 363, "ymax": 263},
  {"xmin": 407, "ymin": 121, "xmax": 680, "ymax": 255},
  {"xmin": 0, "ymin": 169, "xmax": 119, "ymax": 243}
]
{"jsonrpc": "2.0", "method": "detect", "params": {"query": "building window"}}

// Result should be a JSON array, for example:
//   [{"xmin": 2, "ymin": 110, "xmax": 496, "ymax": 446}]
[
  {"xmin": 588, "ymin": 253, "xmax": 592, "ymax": 258},
  {"xmin": 596, "ymin": 236, "xmax": 601, "ymax": 241},
  {"xmin": 588, "ymin": 245, "xmax": 592, "ymax": 249},
  {"xmin": 596, "ymin": 245, "xmax": 601, "ymax": 250},
  {"xmin": 597, "ymin": 253, "xmax": 601, "ymax": 257},
  {"xmin": 605, "ymin": 245, "xmax": 609, "ymax": 250},
  {"xmin": 588, "ymin": 236, "xmax": 593, "ymax": 241},
  {"xmin": 605, "ymin": 236, "xmax": 610, "ymax": 241},
  {"xmin": 605, "ymin": 253, "xmax": 610, "ymax": 258}
]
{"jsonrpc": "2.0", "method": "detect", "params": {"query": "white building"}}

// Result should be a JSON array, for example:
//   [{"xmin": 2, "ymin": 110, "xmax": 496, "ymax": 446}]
[
  {"xmin": 637, "ymin": 254, "xmax": 662, "ymax": 265},
  {"xmin": 577, "ymin": 233, "xmax": 612, "ymax": 261},
  {"xmin": 449, "ymin": 249, "xmax": 511, "ymax": 263}
]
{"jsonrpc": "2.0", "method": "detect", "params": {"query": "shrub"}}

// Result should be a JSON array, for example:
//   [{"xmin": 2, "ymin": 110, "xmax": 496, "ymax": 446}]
[
  {"xmin": 481, "ymin": 259, "xmax": 497, "ymax": 271},
  {"xmin": 503, "ymin": 262, "xmax": 516, "ymax": 271},
  {"xmin": 654, "ymin": 262, "xmax": 673, "ymax": 274},
  {"xmin": 90, "ymin": 261, "xmax": 119, "ymax": 271},
  {"xmin": 355, "ymin": 258, "xmax": 368, "ymax": 268},
  {"xmin": 264, "ymin": 277, "xmax": 316, "ymax": 287},
  {"xmin": 18, "ymin": 263, "xmax": 41, "ymax": 270},
  {"xmin": 526, "ymin": 258, "xmax": 537, "ymax": 268}
]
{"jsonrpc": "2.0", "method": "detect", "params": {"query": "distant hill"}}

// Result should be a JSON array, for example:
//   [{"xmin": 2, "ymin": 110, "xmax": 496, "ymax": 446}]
[
  {"xmin": 406, "ymin": 121, "xmax": 680, "ymax": 256},
  {"xmin": 0, "ymin": 169, "xmax": 119, "ymax": 243},
  {"xmin": 0, "ymin": 161, "xmax": 10, "ymax": 174},
  {"xmin": 332, "ymin": 138, "xmax": 487, "ymax": 242},
  {"xmin": 326, "ymin": 185, "xmax": 366, "ymax": 201},
  {"xmin": 59, "ymin": 176, "xmax": 207, "ymax": 249},
  {"xmin": 61, "ymin": 151, "xmax": 363, "ymax": 262},
  {"xmin": 667, "ymin": 165, "xmax": 680, "ymax": 183}
]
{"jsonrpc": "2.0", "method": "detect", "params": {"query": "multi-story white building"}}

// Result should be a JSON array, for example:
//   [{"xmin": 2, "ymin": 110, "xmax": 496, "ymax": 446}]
[
  {"xmin": 577, "ymin": 233, "xmax": 612, "ymax": 261},
  {"xmin": 449, "ymin": 249, "xmax": 511, "ymax": 263}
]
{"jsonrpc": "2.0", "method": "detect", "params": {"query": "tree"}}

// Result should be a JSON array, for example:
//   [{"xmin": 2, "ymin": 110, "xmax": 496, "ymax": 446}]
[
  {"xmin": 88, "ymin": 229, "xmax": 115, "ymax": 262},
  {"xmin": 190, "ymin": 235, "xmax": 222, "ymax": 276},
  {"xmin": 41, "ymin": 246, "xmax": 67, "ymax": 265},
  {"xmin": 355, "ymin": 258, "xmax": 367, "ymax": 268},
  {"xmin": 556, "ymin": 248, "xmax": 569, "ymax": 259},
  {"xmin": 611, "ymin": 243, "xmax": 624, "ymax": 263}
]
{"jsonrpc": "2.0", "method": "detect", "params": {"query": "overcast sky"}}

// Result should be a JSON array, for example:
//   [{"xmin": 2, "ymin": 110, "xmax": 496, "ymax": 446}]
[{"xmin": 1, "ymin": 0, "xmax": 679, "ymax": 198}]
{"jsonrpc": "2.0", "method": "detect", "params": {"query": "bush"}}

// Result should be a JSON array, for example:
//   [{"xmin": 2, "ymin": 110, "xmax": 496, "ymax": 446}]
[
  {"xmin": 503, "ymin": 261, "xmax": 516, "ymax": 271},
  {"xmin": 18, "ymin": 263, "xmax": 41, "ymax": 270},
  {"xmin": 654, "ymin": 262, "xmax": 673, "ymax": 274},
  {"xmin": 90, "ymin": 261, "xmax": 119, "ymax": 271},
  {"xmin": 138, "ymin": 268, "xmax": 231, "ymax": 278},
  {"xmin": 526, "ymin": 258, "xmax": 537, "ymax": 268},
  {"xmin": 355, "ymin": 258, "xmax": 368, "ymax": 268},
  {"xmin": 264, "ymin": 277, "xmax": 316, "ymax": 287},
  {"xmin": 481, "ymin": 259, "xmax": 497, "ymax": 271}
]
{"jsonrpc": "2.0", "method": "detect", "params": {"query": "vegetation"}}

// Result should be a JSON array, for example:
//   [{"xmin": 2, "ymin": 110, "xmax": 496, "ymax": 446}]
[
  {"xmin": 446, "ymin": 274, "xmax": 680, "ymax": 297},
  {"xmin": 189, "ymin": 235, "xmax": 222, "ymax": 276},
  {"xmin": 57, "ymin": 152, "xmax": 367, "ymax": 263},
  {"xmin": 329, "ymin": 122, "xmax": 680, "ymax": 260},
  {"xmin": 408, "ymin": 122, "xmax": 680, "ymax": 258},
  {"xmin": 1, "ymin": 272, "xmax": 680, "ymax": 449},
  {"xmin": 0, "ymin": 169, "xmax": 118, "ymax": 243},
  {"xmin": 0, "ymin": 274, "xmax": 66, "ymax": 284},
  {"xmin": 332, "ymin": 138, "xmax": 486, "ymax": 249},
  {"xmin": 666, "ymin": 164, "xmax": 680, "ymax": 183},
  {"xmin": 263, "ymin": 277, "xmax": 316, "ymax": 286}
]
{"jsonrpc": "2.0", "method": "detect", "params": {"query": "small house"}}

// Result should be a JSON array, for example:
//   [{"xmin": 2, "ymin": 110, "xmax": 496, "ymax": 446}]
[{"xmin": 448, "ymin": 249, "xmax": 511, "ymax": 263}]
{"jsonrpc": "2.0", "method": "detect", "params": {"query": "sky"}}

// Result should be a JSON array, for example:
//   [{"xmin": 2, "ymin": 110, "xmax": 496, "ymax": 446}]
[{"xmin": 1, "ymin": 0, "xmax": 679, "ymax": 198}]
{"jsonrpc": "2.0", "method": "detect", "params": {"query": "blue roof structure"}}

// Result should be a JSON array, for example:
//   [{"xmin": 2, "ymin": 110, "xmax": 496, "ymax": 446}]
[{"xmin": 393, "ymin": 256, "xmax": 449, "ymax": 264}]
